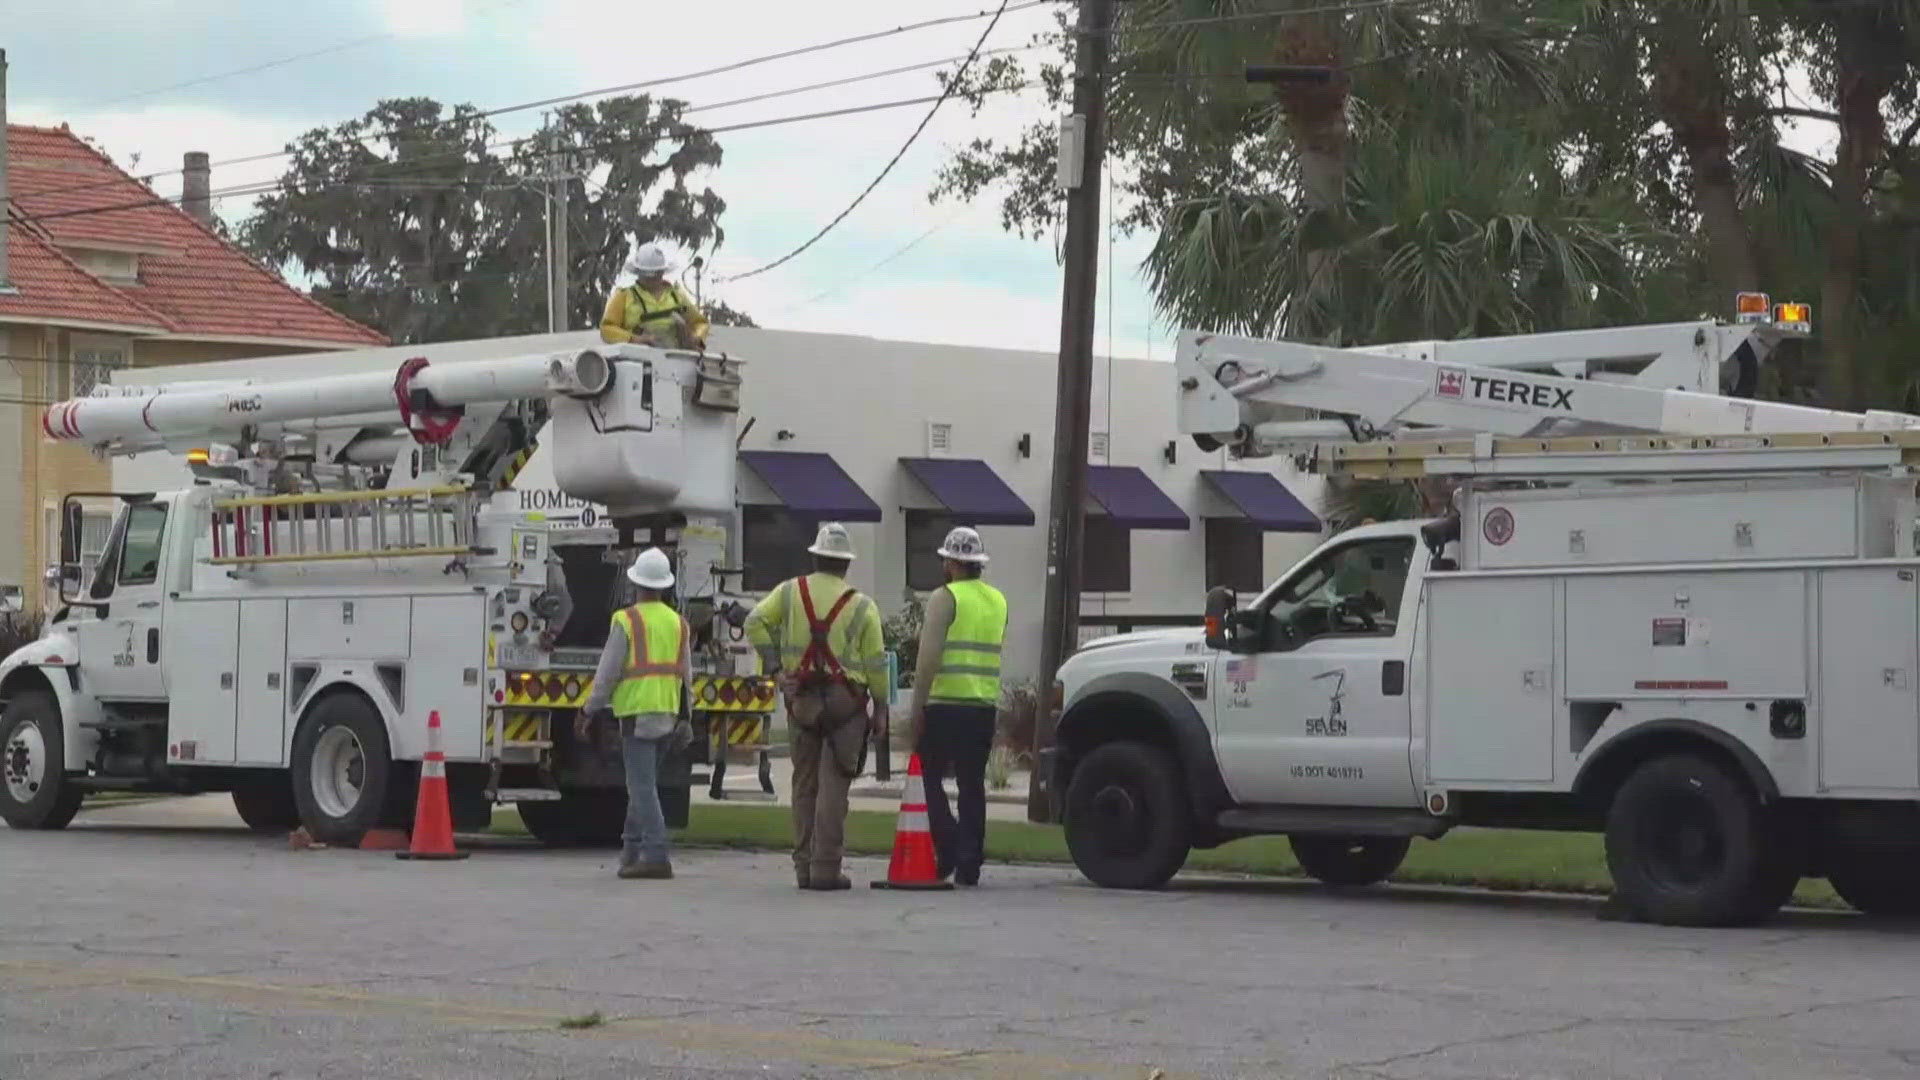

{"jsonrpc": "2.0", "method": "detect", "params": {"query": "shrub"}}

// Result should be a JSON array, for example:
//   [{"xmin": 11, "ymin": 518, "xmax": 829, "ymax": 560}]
[
  {"xmin": 995, "ymin": 680, "xmax": 1040, "ymax": 764},
  {"xmin": 0, "ymin": 612, "xmax": 46, "ymax": 659}
]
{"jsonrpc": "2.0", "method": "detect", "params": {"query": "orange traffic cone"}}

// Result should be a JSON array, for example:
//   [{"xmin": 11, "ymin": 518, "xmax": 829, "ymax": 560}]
[
  {"xmin": 396, "ymin": 710, "xmax": 469, "ymax": 861},
  {"xmin": 871, "ymin": 754, "xmax": 952, "ymax": 891}
]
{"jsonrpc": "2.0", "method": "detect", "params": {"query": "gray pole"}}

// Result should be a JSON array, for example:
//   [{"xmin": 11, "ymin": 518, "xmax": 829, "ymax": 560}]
[
  {"xmin": 1029, "ymin": 0, "xmax": 1113, "ymax": 822},
  {"xmin": 1, "ymin": 49, "xmax": 12, "ymax": 292},
  {"xmin": 547, "ymin": 132, "xmax": 570, "ymax": 334}
]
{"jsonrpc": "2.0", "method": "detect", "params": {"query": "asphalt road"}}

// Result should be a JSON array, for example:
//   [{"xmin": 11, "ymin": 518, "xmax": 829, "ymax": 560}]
[{"xmin": 3, "ymin": 814, "xmax": 1917, "ymax": 1079}]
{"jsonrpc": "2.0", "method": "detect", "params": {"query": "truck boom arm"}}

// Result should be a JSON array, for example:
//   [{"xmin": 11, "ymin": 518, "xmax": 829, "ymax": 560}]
[{"xmin": 1177, "ymin": 327, "xmax": 1920, "ymax": 458}]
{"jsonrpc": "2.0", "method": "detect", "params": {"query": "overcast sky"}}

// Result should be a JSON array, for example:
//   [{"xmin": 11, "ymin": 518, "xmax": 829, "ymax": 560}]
[{"xmin": 6, "ymin": 0, "xmax": 1172, "ymax": 359}]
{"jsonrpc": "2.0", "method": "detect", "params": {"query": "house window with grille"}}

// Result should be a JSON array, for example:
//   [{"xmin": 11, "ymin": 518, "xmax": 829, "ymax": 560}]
[{"xmin": 63, "ymin": 336, "xmax": 130, "ymax": 400}]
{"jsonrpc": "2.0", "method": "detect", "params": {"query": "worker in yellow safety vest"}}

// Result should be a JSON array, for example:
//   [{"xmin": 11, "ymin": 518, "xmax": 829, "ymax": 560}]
[
  {"xmin": 579, "ymin": 547, "xmax": 690, "ymax": 879},
  {"xmin": 744, "ymin": 522, "xmax": 888, "ymax": 891},
  {"xmin": 600, "ymin": 242, "xmax": 709, "ymax": 349},
  {"xmin": 905, "ymin": 527, "xmax": 1007, "ymax": 887}
]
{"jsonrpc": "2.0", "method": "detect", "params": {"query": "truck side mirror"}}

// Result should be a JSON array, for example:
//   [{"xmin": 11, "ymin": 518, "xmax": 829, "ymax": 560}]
[{"xmin": 1203, "ymin": 586, "xmax": 1236, "ymax": 650}]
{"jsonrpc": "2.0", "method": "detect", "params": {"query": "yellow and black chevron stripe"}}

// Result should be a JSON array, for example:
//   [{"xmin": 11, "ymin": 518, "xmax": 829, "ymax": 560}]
[
  {"xmin": 485, "ymin": 713, "xmax": 547, "ymax": 746},
  {"xmin": 711, "ymin": 716, "xmax": 767, "ymax": 747},
  {"xmin": 499, "ymin": 672, "xmax": 777, "ymax": 713},
  {"xmin": 501, "ymin": 446, "xmax": 536, "ymax": 487}
]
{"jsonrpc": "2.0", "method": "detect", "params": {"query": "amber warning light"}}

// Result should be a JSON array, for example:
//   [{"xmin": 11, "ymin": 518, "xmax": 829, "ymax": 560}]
[
  {"xmin": 1774, "ymin": 302, "xmax": 1812, "ymax": 332},
  {"xmin": 1734, "ymin": 292, "xmax": 1770, "ymax": 323}
]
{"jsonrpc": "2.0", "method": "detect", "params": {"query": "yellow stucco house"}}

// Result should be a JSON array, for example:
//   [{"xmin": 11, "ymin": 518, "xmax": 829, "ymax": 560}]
[{"xmin": 0, "ymin": 123, "xmax": 385, "ymax": 610}]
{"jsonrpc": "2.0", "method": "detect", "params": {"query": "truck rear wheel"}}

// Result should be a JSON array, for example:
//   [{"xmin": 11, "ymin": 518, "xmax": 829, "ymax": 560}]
[
  {"xmin": 231, "ymin": 775, "xmax": 300, "ymax": 833},
  {"xmin": 290, "ymin": 693, "xmax": 396, "ymax": 844},
  {"xmin": 1827, "ymin": 856, "xmax": 1920, "ymax": 918},
  {"xmin": 517, "ymin": 792, "xmax": 625, "ymax": 846},
  {"xmin": 0, "ymin": 691, "xmax": 83, "ymax": 830},
  {"xmin": 1064, "ymin": 741, "xmax": 1191, "ymax": 890},
  {"xmin": 1605, "ymin": 754, "xmax": 1787, "ymax": 927},
  {"xmin": 1290, "ymin": 835, "xmax": 1410, "ymax": 888}
]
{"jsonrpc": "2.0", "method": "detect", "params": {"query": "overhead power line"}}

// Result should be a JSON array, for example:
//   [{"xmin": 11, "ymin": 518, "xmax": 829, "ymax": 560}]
[
  {"xmin": 27, "ymin": 1, "xmax": 1052, "ymax": 205},
  {"xmin": 718, "ymin": 0, "xmax": 1016, "ymax": 283},
  {"xmin": 12, "ymin": 84, "xmax": 1036, "ymax": 227}
]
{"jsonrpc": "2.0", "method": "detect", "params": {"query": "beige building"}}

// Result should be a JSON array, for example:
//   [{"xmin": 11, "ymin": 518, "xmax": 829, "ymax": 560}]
[{"xmin": 0, "ymin": 122, "xmax": 385, "ymax": 607}]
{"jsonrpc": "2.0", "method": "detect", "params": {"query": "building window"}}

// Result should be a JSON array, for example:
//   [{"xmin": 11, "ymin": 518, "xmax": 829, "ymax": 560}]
[
  {"xmin": 62, "ymin": 335, "xmax": 129, "ymax": 400},
  {"xmin": 741, "ymin": 506, "xmax": 815, "ymax": 592},
  {"xmin": 1082, "ymin": 517, "xmax": 1131, "ymax": 593},
  {"xmin": 1205, "ymin": 519, "xmax": 1265, "ymax": 594},
  {"xmin": 904, "ymin": 510, "xmax": 958, "ymax": 592}
]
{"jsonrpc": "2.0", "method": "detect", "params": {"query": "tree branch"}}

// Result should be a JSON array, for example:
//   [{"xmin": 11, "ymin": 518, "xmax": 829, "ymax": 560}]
[
  {"xmin": 1756, "ymin": 106, "xmax": 1840, "ymax": 123},
  {"xmin": 1866, "ymin": 112, "xmax": 1920, "ymax": 190}
]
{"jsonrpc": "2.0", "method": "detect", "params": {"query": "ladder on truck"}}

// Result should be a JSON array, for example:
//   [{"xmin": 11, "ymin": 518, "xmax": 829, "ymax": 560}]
[
  {"xmin": 1304, "ymin": 429, "xmax": 1920, "ymax": 480},
  {"xmin": 209, "ymin": 485, "xmax": 485, "ymax": 565}
]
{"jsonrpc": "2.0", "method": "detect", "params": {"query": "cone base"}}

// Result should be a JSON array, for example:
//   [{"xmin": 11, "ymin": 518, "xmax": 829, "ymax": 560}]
[
  {"xmin": 395, "ymin": 850, "xmax": 471, "ymax": 861},
  {"xmin": 871, "ymin": 880, "xmax": 954, "ymax": 891}
]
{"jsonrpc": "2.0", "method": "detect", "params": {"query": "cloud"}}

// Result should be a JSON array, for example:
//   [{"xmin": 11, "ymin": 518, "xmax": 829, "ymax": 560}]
[{"xmin": 6, "ymin": 0, "xmax": 1177, "ymax": 360}]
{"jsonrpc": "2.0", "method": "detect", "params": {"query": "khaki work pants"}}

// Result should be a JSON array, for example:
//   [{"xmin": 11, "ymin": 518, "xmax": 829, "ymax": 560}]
[{"xmin": 787, "ymin": 686, "xmax": 868, "ymax": 879}]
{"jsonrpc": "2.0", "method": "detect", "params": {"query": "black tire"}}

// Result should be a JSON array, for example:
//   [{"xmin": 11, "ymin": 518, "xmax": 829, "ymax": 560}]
[
  {"xmin": 231, "ymin": 775, "xmax": 300, "ymax": 833},
  {"xmin": 1605, "ymin": 754, "xmax": 1785, "ymax": 927},
  {"xmin": 1827, "ymin": 857, "xmax": 1920, "ymax": 918},
  {"xmin": 517, "ymin": 791, "xmax": 625, "ymax": 847},
  {"xmin": 1290, "ymin": 834, "xmax": 1411, "ymax": 888},
  {"xmin": 289, "ymin": 693, "xmax": 396, "ymax": 844},
  {"xmin": 0, "ymin": 690, "xmax": 83, "ymax": 830},
  {"xmin": 1063, "ymin": 741, "xmax": 1192, "ymax": 890}
]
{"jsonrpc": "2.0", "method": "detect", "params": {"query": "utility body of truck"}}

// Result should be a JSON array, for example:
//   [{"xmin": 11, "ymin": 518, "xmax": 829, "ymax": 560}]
[
  {"xmin": 0, "ymin": 343, "xmax": 771, "ymax": 845},
  {"xmin": 1041, "ymin": 307, "xmax": 1920, "ymax": 926}
]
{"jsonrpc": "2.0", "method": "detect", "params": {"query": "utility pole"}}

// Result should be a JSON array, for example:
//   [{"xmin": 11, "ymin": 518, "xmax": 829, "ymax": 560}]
[
  {"xmin": 545, "ymin": 130, "xmax": 570, "ymax": 334},
  {"xmin": 1030, "ymin": 0, "xmax": 1114, "ymax": 821}
]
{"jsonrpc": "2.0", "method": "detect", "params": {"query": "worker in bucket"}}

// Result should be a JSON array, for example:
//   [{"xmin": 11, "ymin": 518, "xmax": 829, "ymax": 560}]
[
  {"xmin": 579, "ymin": 547, "xmax": 691, "ymax": 880},
  {"xmin": 744, "ymin": 523, "xmax": 889, "ymax": 891},
  {"xmin": 905, "ymin": 527, "xmax": 1007, "ymax": 887},
  {"xmin": 599, "ymin": 242, "xmax": 709, "ymax": 349}
]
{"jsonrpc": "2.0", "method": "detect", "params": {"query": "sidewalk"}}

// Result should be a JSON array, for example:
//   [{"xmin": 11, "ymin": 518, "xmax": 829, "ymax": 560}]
[{"xmin": 701, "ymin": 748, "xmax": 1035, "ymax": 823}]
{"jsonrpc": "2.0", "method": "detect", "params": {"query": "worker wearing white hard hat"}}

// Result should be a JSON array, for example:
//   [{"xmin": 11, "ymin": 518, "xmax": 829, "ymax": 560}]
[
  {"xmin": 599, "ymin": 241, "xmax": 709, "ymax": 349},
  {"xmin": 744, "ymin": 522, "xmax": 888, "ymax": 890},
  {"xmin": 906, "ymin": 526, "xmax": 1007, "ymax": 886},
  {"xmin": 579, "ymin": 547, "xmax": 690, "ymax": 880}
]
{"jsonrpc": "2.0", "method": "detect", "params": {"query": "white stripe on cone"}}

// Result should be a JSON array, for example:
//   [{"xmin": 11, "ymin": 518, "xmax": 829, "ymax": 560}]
[
  {"xmin": 895, "ymin": 810, "xmax": 930, "ymax": 833},
  {"xmin": 903, "ymin": 773, "xmax": 925, "ymax": 804}
]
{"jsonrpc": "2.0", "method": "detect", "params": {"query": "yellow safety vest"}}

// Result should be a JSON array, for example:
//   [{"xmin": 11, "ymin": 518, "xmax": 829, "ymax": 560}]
[
  {"xmin": 609, "ymin": 601, "xmax": 687, "ymax": 717},
  {"xmin": 751, "ymin": 574, "xmax": 881, "ymax": 688},
  {"xmin": 621, "ymin": 284, "xmax": 695, "ymax": 336},
  {"xmin": 929, "ymin": 579, "xmax": 1007, "ymax": 705}
]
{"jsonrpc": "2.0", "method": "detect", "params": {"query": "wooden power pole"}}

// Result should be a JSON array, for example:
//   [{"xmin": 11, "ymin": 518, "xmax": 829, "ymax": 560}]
[{"xmin": 1030, "ymin": 0, "xmax": 1114, "ymax": 822}]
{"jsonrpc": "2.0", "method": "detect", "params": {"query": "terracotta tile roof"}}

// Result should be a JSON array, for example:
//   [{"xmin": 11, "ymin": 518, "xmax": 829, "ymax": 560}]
[
  {"xmin": 0, "ymin": 218, "xmax": 169, "ymax": 333},
  {"xmin": 4, "ymin": 124, "xmax": 386, "ymax": 347}
]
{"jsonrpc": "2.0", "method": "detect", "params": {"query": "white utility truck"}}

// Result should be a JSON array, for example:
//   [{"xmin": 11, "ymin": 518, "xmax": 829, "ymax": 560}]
[
  {"xmin": 1039, "ymin": 304, "xmax": 1920, "ymax": 925},
  {"xmin": 0, "ymin": 343, "xmax": 769, "ymax": 844}
]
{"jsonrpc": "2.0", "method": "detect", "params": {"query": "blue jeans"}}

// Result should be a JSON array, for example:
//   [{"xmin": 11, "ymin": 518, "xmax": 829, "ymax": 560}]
[{"xmin": 621, "ymin": 732, "xmax": 670, "ymax": 865}]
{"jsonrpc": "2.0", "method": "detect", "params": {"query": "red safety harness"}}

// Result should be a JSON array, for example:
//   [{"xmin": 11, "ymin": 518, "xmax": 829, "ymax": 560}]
[{"xmin": 794, "ymin": 576, "xmax": 859, "ymax": 690}]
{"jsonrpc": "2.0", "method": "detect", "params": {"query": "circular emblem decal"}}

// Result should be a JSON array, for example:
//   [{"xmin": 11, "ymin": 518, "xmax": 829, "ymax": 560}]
[{"xmin": 1482, "ymin": 507, "xmax": 1516, "ymax": 546}]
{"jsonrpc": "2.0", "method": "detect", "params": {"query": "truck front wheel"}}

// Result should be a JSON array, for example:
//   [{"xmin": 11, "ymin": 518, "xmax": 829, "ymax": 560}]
[
  {"xmin": 1290, "ymin": 835, "xmax": 1410, "ymax": 888},
  {"xmin": 0, "ymin": 691, "xmax": 83, "ymax": 830},
  {"xmin": 1064, "ymin": 741, "xmax": 1191, "ymax": 890},
  {"xmin": 1827, "ymin": 856, "xmax": 1920, "ymax": 918},
  {"xmin": 290, "ymin": 694, "xmax": 396, "ymax": 844},
  {"xmin": 1605, "ymin": 754, "xmax": 1790, "ymax": 926}
]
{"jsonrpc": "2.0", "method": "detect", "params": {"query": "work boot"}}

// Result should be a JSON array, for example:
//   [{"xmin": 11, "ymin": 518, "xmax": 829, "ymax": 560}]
[
  {"xmin": 795, "ymin": 867, "xmax": 812, "ymax": 890},
  {"xmin": 955, "ymin": 866, "xmax": 980, "ymax": 888},
  {"xmin": 618, "ymin": 860, "xmax": 673, "ymax": 880},
  {"xmin": 802, "ymin": 866, "xmax": 851, "ymax": 891}
]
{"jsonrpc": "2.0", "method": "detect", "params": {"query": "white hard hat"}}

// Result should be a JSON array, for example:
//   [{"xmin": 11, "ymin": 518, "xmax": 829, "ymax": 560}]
[
  {"xmin": 936, "ymin": 526, "xmax": 989, "ymax": 565},
  {"xmin": 626, "ymin": 242, "xmax": 671, "ymax": 275},
  {"xmin": 626, "ymin": 547, "xmax": 675, "ymax": 589},
  {"xmin": 805, "ymin": 522, "xmax": 856, "ymax": 561}
]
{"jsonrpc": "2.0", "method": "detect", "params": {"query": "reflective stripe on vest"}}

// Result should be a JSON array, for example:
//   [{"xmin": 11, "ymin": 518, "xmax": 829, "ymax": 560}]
[
  {"xmin": 610, "ymin": 602, "xmax": 687, "ymax": 717},
  {"xmin": 622, "ymin": 284, "xmax": 686, "ymax": 331},
  {"xmin": 929, "ymin": 578, "xmax": 1007, "ymax": 704}
]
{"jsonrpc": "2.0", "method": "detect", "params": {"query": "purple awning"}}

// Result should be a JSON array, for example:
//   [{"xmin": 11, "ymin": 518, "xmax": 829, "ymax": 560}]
[
  {"xmin": 738, "ymin": 451, "xmax": 883, "ymax": 523},
  {"xmin": 899, "ymin": 458, "xmax": 1035, "ymax": 526},
  {"xmin": 1086, "ymin": 466, "xmax": 1190, "ymax": 531},
  {"xmin": 1201, "ymin": 470, "xmax": 1321, "ymax": 533}
]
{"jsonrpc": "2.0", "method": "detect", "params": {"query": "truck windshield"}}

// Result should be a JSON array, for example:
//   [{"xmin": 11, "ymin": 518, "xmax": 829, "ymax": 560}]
[{"xmin": 550, "ymin": 544, "xmax": 637, "ymax": 649}]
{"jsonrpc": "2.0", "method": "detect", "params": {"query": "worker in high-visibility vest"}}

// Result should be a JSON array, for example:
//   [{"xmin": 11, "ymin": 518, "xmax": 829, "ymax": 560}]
[
  {"xmin": 905, "ymin": 527, "xmax": 1007, "ymax": 887},
  {"xmin": 599, "ymin": 242, "xmax": 709, "ymax": 349},
  {"xmin": 579, "ymin": 547, "xmax": 690, "ymax": 879},
  {"xmin": 744, "ymin": 522, "xmax": 888, "ymax": 891}
]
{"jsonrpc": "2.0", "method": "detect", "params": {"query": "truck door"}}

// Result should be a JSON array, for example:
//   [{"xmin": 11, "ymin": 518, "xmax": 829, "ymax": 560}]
[
  {"xmin": 1211, "ymin": 534, "xmax": 1420, "ymax": 808},
  {"xmin": 75, "ymin": 501, "xmax": 171, "ymax": 702}
]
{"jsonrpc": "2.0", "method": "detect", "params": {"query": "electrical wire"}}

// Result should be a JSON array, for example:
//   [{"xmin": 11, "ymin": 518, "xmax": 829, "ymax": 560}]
[
  {"xmin": 26, "ymin": 1, "xmax": 1052, "ymax": 204},
  {"xmin": 717, "ymin": 0, "xmax": 1015, "ymax": 283},
  {"xmin": 12, "ymin": 84, "xmax": 1035, "ymax": 228}
]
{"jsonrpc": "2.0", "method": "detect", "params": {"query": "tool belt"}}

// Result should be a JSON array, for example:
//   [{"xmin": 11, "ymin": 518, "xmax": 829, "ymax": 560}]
[{"xmin": 786, "ymin": 683, "xmax": 870, "ymax": 780}]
